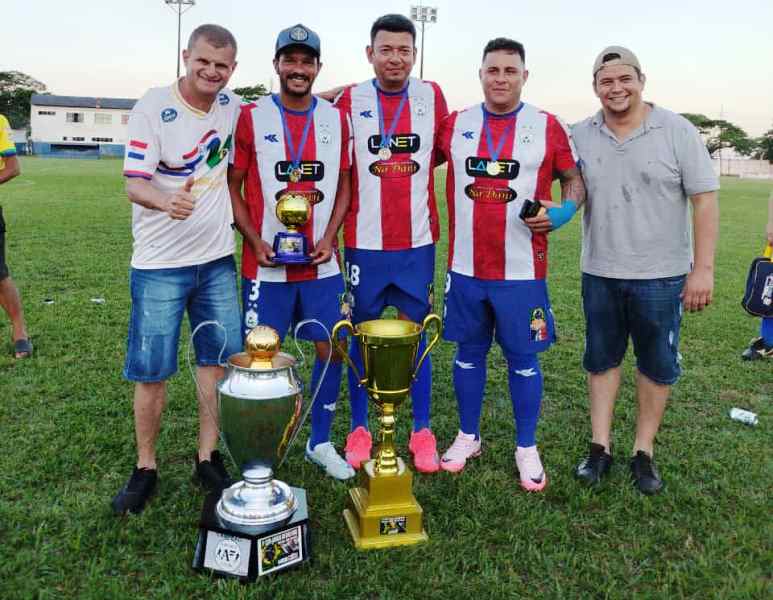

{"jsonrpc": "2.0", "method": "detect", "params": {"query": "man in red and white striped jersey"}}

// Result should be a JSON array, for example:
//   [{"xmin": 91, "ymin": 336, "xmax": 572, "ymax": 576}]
[
  {"xmin": 229, "ymin": 24, "xmax": 355, "ymax": 480},
  {"xmin": 436, "ymin": 38, "xmax": 585, "ymax": 491},
  {"xmin": 333, "ymin": 14, "xmax": 449, "ymax": 474}
]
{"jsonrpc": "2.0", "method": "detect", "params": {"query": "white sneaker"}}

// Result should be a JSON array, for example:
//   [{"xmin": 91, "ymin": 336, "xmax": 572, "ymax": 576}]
[
  {"xmin": 440, "ymin": 430, "xmax": 482, "ymax": 473},
  {"xmin": 305, "ymin": 440, "xmax": 355, "ymax": 480},
  {"xmin": 515, "ymin": 445, "xmax": 547, "ymax": 491}
]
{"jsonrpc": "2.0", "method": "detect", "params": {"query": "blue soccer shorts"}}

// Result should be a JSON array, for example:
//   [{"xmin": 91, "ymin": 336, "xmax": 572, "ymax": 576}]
[
  {"xmin": 343, "ymin": 244, "xmax": 435, "ymax": 324},
  {"xmin": 442, "ymin": 270, "xmax": 556, "ymax": 355}
]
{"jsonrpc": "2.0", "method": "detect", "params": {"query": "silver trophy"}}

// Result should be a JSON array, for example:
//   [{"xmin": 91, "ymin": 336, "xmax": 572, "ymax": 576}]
[{"xmin": 193, "ymin": 322, "xmax": 329, "ymax": 580}]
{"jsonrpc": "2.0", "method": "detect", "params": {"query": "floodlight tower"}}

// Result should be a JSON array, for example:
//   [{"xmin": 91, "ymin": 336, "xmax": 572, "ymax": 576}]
[
  {"xmin": 410, "ymin": 5, "xmax": 438, "ymax": 79},
  {"xmin": 165, "ymin": 0, "xmax": 196, "ymax": 79}
]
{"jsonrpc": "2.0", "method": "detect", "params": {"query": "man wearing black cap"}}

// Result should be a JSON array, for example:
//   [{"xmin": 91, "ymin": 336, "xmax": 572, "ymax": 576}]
[
  {"xmin": 229, "ymin": 24, "xmax": 355, "ymax": 480},
  {"xmin": 571, "ymin": 46, "xmax": 719, "ymax": 494}
]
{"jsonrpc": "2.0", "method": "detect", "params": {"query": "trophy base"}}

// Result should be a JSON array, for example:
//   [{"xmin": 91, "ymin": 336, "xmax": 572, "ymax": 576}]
[
  {"xmin": 272, "ymin": 232, "xmax": 311, "ymax": 265},
  {"xmin": 343, "ymin": 458, "xmax": 428, "ymax": 550},
  {"xmin": 193, "ymin": 488, "xmax": 311, "ymax": 581}
]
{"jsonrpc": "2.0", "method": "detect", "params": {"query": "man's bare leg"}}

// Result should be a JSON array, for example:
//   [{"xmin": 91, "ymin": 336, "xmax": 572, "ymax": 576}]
[
  {"xmin": 632, "ymin": 370, "xmax": 670, "ymax": 457},
  {"xmin": 0, "ymin": 276, "xmax": 29, "ymax": 354},
  {"xmin": 196, "ymin": 365, "xmax": 223, "ymax": 461},
  {"xmin": 588, "ymin": 367, "xmax": 622, "ymax": 452},
  {"xmin": 134, "ymin": 381, "xmax": 166, "ymax": 469}
]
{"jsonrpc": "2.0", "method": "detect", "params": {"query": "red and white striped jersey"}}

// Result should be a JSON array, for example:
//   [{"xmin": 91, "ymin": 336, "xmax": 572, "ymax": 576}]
[
  {"xmin": 437, "ymin": 102, "xmax": 577, "ymax": 281},
  {"xmin": 233, "ymin": 95, "xmax": 351, "ymax": 282},
  {"xmin": 335, "ymin": 78, "xmax": 448, "ymax": 250}
]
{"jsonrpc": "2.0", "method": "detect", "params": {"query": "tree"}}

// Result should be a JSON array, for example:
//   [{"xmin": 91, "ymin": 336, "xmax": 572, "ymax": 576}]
[
  {"xmin": 0, "ymin": 71, "xmax": 48, "ymax": 129},
  {"xmin": 233, "ymin": 84, "xmax": 269, "ymax": 102},
  {"xmin": 681, "ymin": 112, "xmax": 756, "ymax": 157},
  {"xmin": 752, "ymin": 127, "xmax": 773, "ymax": 163}
]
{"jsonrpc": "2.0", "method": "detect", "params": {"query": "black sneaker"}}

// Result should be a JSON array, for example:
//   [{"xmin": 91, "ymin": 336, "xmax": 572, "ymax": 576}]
[
  {"xmin": 193, "ymin": 450, "xmax": 233, "ymax": 493},
  {"xmin": 111, "ymin": 467, "xmax": 158, "ymax": 515},
  {"xmin": 574, "ymin": 443, "xmax": 613, "ymax": 486},
  {"xmin": 741, "ymin": 337, "xmax": 773, "ymax": 361},
  {"xmin": 630, "ymin": 451, "xmax": 663, "ymax": 495}
]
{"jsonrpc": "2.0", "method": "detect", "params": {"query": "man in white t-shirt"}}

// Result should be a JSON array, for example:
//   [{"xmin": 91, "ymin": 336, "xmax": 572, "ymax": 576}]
[{"xmin": 112, "ymin": 24, "xmax": 243, "ymax": 515}]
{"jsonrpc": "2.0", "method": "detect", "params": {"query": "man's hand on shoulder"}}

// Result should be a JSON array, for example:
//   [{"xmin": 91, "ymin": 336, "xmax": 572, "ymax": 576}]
[
  {"xmin": 162, "ymin": 177, "xmax": 196, "ymax": 220},
  {"xmin": 682, "ymin": 266, "xmax": 714, "ymax": 312}
]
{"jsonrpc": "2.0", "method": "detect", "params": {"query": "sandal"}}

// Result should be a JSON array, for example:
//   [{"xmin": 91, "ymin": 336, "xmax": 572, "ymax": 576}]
[{"xmin": 13, "ymin": 338, "xmax": 33, "ymax": 359}]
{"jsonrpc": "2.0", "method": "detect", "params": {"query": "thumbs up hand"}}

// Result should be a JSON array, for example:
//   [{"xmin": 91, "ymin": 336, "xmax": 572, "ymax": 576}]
[{"xmin": 164, "ymin": 176, "xmax": 197, "ymax": 220}]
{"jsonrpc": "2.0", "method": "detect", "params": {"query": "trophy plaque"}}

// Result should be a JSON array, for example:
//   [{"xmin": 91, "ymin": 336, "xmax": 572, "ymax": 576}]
[
  {"xmin": 272, "ymin": 193, "xmax": 312, "ymax": 264},
  {"xmin": 193, "ymin": 326, "xmax": 315, "ymax": 581},
  {"xmin": 332, "ymin": 315, "xmax": 442, "ymax": 550}
]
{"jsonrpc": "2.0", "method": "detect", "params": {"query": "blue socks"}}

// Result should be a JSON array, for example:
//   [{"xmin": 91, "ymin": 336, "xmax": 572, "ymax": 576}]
[
  {"xmin": 309, "ymin": 357, "xmax": 343, "ymax": 449},
  {"xmin": 411, "ymin": 334, "xmax": 432, "ymax": 431},
  {"xmin": 347, "ymin": 339, "xmax": 369, "ymax": 430},
  {"xmin": 506, "ymin": 353, "xmax": 543, "ymax": 448},
  {"xmin": 761, "ymin": 317, "xmax": 773, "ymax": 345},
  {"xmin": 452, "ymin": 343, "xmax": 490, "ymax": 439}
]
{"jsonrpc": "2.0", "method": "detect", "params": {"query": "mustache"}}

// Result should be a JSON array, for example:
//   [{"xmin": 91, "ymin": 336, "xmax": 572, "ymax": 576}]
[{"xmin": 285, "ymin": 73, "xmax": 310, "ymax": 82}]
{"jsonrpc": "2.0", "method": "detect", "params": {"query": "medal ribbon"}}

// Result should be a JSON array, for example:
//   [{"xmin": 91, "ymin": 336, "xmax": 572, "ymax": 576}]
[
  {"xmin": 373, "ymin": 80, "xmax": 409, "ymax": 150},
  {"xmin": 481, "ymin": 102, "xmax": 522, "ymax": 162},
  {"xmin": 274, "ymin": 94, "xmax": 317, "ymax": 171}
]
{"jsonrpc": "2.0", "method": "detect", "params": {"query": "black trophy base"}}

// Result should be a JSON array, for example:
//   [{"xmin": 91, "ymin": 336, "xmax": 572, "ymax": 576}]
[
  {"xmin": 272, "ymin": 232, "xmax": 311, "ymax": 264},
  {"xmin": 192, "ymin": 487, "xmax": 311, "ymax": 582}
]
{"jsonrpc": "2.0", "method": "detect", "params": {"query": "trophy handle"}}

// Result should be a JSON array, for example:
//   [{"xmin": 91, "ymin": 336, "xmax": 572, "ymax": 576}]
[
  {"xmin": 413, "ymin": 313, "xmax": 442, "ymax": 381},
  {"xmin": 331, "ymin": 319, "xmax": 365, "ymax": 385},
  {"xmin": 276, "ymin": 318, "xmax": 333, "ymax": 468}
]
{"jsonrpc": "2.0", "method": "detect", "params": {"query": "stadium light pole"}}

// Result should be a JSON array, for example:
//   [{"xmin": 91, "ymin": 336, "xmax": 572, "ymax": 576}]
[
  {"xmin": 165, "ymin": 0, "xmax": 196, "ymax": 79},
  {"xmin": 410, "ymin": 5, "xmax": 438, "ymax": 79}
]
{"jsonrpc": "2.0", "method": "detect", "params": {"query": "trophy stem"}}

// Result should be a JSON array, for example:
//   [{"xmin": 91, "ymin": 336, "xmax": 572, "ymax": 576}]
[{"xmin": 374, "ymin": 401, "xmax": 400, "ymax": 476}]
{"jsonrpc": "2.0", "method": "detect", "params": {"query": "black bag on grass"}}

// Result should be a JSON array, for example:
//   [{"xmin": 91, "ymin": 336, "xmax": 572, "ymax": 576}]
[{"xmin": 741, "ymin": 244, "xmax": 773, "ymax": 317}]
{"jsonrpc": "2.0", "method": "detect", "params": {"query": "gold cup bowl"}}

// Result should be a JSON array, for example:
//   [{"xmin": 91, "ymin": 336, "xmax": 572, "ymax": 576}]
[{"xmin": 275, "ymin": 193, "xmax": 311, "ymax": 233}]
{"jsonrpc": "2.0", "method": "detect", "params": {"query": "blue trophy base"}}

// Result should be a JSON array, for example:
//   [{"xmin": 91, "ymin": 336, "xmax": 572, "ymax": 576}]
[{"xmin": 273, "ymin": 231, "xmax": 311, "ymax": 265}]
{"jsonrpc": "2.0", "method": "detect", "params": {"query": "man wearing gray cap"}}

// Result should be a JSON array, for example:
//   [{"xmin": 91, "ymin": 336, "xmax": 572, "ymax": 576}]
[
  {"xmin": 229, "ymin": 24, "xmax": 355, "ymax": 480},
  {"xmin": 571, "ymin": 46, "xmax": 719, "ymax": 494}
]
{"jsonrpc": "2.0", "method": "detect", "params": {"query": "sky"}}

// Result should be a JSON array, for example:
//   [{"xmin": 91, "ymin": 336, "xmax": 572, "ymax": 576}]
[{"xmin": 2, "ymin": 0, "xmax": 771, "ymax": 135}]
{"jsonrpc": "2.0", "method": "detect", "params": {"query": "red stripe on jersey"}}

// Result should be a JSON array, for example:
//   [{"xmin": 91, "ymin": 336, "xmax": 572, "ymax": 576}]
[
  {"xmin": 531, "ymin": 118, "xmax": 560, "ymax": 281},
  {"xmin": 441, "ymin": 113, "xmax": 459, "ymax": 270},
  {"xmin": 427, "ymin": 81, "xmax": 448, "ymax": 244},
  {"xmin": 129, "ymin": 140, "xmax": 148, "ymax": 149},
  {"xmin": 338, "ymin": 87, "xmax": 359, "ymax": 249},
  {"xmin": 379, "ymin": 90, "xmax": 413, "ymax": 250},
  {"xmin": 235, "ymin": 105, "xmax": 264, "ymax": 280},
  {"xmin": 473, "ymin": 114, "xmax": 517, "ymax": 280},
  {"xmin": 283, "ymin": 110, "xmax": 319, "ymax": 282}
]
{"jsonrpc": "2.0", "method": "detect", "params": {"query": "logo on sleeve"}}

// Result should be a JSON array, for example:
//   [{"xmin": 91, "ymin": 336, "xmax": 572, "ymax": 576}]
[
  {"xmin": 161, "ymin": 108, "xmax": 178, "ymax": 123},
  {"xmin": 218, "ymin": 93, "xmax": 230, "ymax": 106}
]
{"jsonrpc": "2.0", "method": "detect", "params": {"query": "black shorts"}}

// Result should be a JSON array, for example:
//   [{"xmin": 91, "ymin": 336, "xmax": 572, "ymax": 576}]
[{"xmin": 0, "ymin": 206, "xmax": 8, "ymax": 281}]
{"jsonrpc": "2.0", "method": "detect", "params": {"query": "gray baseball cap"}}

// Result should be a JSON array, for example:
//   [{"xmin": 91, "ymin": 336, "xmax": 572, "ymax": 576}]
[
  {"xmin": 593, "ymin": 46, "xmax": 641, "ymax": 77},
  {"xmin": 275, "ymin": 24, "xmax": 321, "ymax": 58}
]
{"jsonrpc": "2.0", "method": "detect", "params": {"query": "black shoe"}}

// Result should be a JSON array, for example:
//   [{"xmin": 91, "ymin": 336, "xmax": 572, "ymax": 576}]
[
  {"xmin": 112, "ymin": 467, "xmax": 158, "ymax": 515},
  {"xmin": 741, "ymin": 337, "xmax": 773, "ymax": 361},
  {"xmin": 630, "ymin": 451, "xmax": 663, "ymax": 495},
  {"xmin": 193, "ymin": 450, "xmax": 233, "ymax": 492},
  {"xmin": 574, "ymin": 443, "xmax": 613, "ymax": 486}
]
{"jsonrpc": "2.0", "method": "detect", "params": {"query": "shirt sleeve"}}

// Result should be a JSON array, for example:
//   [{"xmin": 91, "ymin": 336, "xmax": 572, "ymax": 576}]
[
  {"xmin": 431, "ymin": 83, "xmax": 450, "ymax": 167},
  {"xmin": 233, "ymin": 105, "xmax": 255, "ymax": 172},
  {"xmin": 674, "ymin": 116, "xmax": 720, "ymax": 196},
  {"xmin": 547, "ymin": 114, "xmax": 578, "ymax": 174},
  {"xmin": 435, "ymin": 112, "xmax": 456, "ymax": 165},
  {"xmin": 123, "ymin": 98, "xmax": 159, "ymax": 180},
  {"xmin": 0, "ymin": 115, "xmax": 17, "ymax": 158},
  {"xmin": 338, "ymin": 108, "xmax": 352, "ymax": 171}
]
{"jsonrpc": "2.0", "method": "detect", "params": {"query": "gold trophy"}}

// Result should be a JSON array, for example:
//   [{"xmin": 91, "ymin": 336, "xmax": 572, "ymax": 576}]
[
  {"xmin": 272, "ymin": 193, "xmax": 312, "ymax": 264},
  {"xmin": 331, "ymin": 314, "xmax": 442, "ymax": 549}
]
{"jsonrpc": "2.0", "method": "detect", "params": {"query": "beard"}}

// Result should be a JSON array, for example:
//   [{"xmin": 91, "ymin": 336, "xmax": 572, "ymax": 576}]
[{"xmin": 280, "ymin": 74, "xmax": 312, "ymax": 97}]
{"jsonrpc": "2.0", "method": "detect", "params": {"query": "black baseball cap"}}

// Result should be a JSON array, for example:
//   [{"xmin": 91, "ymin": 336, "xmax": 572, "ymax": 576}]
[{"xmin": 275, "ymin": 24, "xmax": 321, "ymax": 58}]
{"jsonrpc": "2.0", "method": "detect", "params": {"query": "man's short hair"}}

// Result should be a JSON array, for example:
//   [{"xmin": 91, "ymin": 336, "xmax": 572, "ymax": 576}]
[
  {"xmin": 370, "ymin": 14, "xmax": 416, "ymax": 45},
  {"xmin": 482, "ymin": 38, "xmax": 525, "ymax": 64},
  {"xmin": 187, "ymin": 24, "xmax": 237, "ymax": 53}
]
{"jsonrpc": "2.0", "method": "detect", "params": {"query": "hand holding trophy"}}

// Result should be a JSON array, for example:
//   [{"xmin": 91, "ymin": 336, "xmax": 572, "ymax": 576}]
[{"xmin": 272, "ymin": 193, "xmax": 312, "ymax": 264}]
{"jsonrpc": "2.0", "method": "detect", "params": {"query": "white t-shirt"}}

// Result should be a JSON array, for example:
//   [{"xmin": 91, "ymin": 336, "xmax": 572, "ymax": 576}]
[{"xmin": 123, "ymin": 82, "xmax": 240, "ymax": 269}]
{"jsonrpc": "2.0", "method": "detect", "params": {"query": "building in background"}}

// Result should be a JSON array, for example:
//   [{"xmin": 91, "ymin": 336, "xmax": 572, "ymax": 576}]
[{"xmin": 29, "ymin": 95, "xmax": 136, "ymax": 159}]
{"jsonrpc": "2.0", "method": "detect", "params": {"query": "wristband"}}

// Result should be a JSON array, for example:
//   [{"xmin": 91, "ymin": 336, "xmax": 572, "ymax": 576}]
[{"xmin": 546, "ymin": 200, "xmax": 577, "ymax": 230}]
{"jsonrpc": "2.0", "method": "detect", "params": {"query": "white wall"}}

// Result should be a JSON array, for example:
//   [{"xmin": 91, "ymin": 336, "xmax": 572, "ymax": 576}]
[{"xmin": 30, "ymin": 105, "xmax": 132, "ymax": 145}]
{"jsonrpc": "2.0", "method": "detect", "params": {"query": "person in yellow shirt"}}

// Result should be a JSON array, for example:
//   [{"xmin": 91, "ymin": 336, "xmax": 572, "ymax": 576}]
[{"xmin": 0, "ymin": 113, "xmax": 31, "ymax": 358}]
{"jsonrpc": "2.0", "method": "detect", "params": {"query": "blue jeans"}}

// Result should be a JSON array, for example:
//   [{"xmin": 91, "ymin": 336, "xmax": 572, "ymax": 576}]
[
  {"xmin": 124, "ymin": 255, "xmax": 242, "ymax": 382},
  {"xmin": 582, "ymin": 273, "xmax": 686, "ymax": 385}
]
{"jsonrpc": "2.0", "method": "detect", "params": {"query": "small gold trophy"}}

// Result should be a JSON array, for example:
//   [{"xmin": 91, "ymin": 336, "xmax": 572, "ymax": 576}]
[
  {"xmin": 272, "ymin": 193, "xmax": 312, "ymax": 264},
  {"xmin": 332, "ymin": 315, "xmax": 442, "ymax": 549}
]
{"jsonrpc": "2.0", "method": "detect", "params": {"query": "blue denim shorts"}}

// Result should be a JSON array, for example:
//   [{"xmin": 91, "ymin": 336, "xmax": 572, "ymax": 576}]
[
  {"xmin": 124, "ymin": 255, "xmax": 243, "ymax": 382},
  {"xmin": 582, "ymin": 273, "xmax": 686, "ymax": 385}
]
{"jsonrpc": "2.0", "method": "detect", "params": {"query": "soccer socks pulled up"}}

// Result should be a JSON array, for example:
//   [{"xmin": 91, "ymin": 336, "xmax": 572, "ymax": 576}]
[
  {"xmin": 761, "ymin": 317, "xmax": 773, "ymax": 345},
  {"xmin": 411, "ymin": 334, "xmax": 432, "ymax": 431},
  {"xmin": 347, "ymin": 339, "xmax": 369, "ymax": 431},
  {"xmin": 506, "ymin": 353, "xmax": 543, "ymax": 448},
  {"xmin": 309, "ymin": 357, "xmax": 343, "ymax": 449},
  {"xmin": 452, "ymin": 343, "xmax": 490, "ymax": 439}
]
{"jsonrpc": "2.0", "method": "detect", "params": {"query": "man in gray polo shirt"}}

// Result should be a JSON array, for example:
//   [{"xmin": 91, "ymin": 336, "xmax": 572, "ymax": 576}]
[{"xmin": 571, "ymin": 46, "xmax": 719, "ymax": 494}]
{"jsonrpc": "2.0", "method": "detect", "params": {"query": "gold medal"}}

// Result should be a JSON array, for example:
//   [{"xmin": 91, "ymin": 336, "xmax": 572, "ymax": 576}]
[
  {"xmin": 486, "ymin": 161, "xmax": 500, "ymax": 176},
  {"xmin": 378, "ymin": 147, "xmax": 392, "ymax": 161},
  {"xmin": 289, "ymin": 167, "xmax": 302, "ymax": 183}
]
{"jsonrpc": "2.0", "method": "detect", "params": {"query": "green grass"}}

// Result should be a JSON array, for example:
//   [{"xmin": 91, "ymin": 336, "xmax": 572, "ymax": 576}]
[{"xmin": 0, "ymin": 158, "xmax": 770, "ymax": 599}]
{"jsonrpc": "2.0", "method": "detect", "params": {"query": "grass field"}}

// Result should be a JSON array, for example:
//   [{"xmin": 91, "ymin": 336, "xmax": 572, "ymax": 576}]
[{"xmin": 0, "ymin": 157, "xmax": 770, "ymax": 599}]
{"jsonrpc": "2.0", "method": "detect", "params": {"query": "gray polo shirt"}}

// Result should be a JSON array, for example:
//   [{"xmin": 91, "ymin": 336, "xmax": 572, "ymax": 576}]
[{"xmin": 571, "ymin": 104, "xmax": 718, "ymax": 279}]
